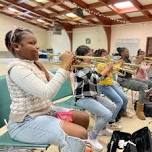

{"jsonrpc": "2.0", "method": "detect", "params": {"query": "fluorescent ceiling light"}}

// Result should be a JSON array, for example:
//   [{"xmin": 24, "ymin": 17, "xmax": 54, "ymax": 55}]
[
  {"xmin": 21, "ymin": 11, "xmax": 33, "ymax": 18},
  {"xmin": 37, "ymin": 18, "xmax": 45, "ymax": 23},
  {"xmin": 114, "ymin": 1, "xmax": 134, "ymax": 9},
  {"xmin": 8, "ymin": 7, "xmax": 20, "ymax": 13},
  {"xmin": 35, "ymin": 0, "xmax": 48, "ymax": 3},
  {"xmin": 66, "ymin": 12, "xmax": 78, "ymax": 18}
]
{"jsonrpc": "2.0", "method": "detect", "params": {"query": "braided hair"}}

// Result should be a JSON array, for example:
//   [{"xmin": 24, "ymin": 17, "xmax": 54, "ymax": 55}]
[{"xmin": 5, "ymin": 28, "xmax": 32, "ymax": 56}]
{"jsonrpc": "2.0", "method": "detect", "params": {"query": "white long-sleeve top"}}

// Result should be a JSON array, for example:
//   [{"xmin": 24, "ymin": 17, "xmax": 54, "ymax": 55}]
[{"xmin": 7, "ymin": 59, "xmax": 69, "ymax": 122}]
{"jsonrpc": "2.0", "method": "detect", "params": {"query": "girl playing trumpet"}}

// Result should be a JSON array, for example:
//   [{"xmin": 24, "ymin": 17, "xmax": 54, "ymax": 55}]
[
  {"xmin": 73, "ymin": 45, "xmax": 116, "ymax": 151},
  {"xmin": 5, "ymin": 28, "xmax": 90, "ymax": 152},
  {"xmin": 117, "ymin": 47, "xmax": 151, "ymax": 120},
  {"xmin": 94, "ymin": 49, "xmax": 131, "ymax": 123}
]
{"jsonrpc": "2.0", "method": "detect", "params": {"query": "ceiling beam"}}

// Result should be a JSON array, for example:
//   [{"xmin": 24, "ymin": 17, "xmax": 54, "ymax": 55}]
[
  {"xmin": 34, "ymin": 2, "xmax": 57, "ymax": 11},
  {"xmin": 88, "ymin": 2, "xmax": 105, "ymax": 9},
  {"xmin": 43, "ymin": 2, "xmax": 152, "ymax": 19},
  {"xmin": 33, "ymin": 0, "xmax": 66, "ymax": 11},
  {"xmin": 130, "ymin": 0, "xmax": 152, "ymax": 18},
  {"xmin": 98, "ymin": 0, "xmax": 130, "ymax": 21},
  {"xmin": 83, "ymin": 15, "xmax": 94, "ymax": 20},
  {"xmin": 0, "ymin": 10, "xmax": 48, "ymax": 30},
  {"xmin": 129, "ymin": 16, "xmax": 152, "ymax": 23},
  {"xmin": 58, "ymin": 3, "xmax": 72, "ymax": 11},
  {"xmin": 57, "ymin": 3, "xmax": 96, "ymax": 24},
  {"xmin": 68, "ymin": 0, "xmax": 112, "ymax": 52},
  {"xmin": 47, "ymin": 7, "xmax": 59, "ymax": 14},
  {"xmin": 106, "ymin": 0, "xmax": 129, "ymax": 4},
  {"xmin": 48, "ymin": 2, "xmax": 116, "ymax": 18},
  {"xmin": 1, "ymin": 0, "xmax": 74, "ymax": 46},
  {"xmin": 67, "ymin": 0, "xmax": 111, "ymax": 25},
  {"xmin": 3, "ymin": 0, "xmax": 73, "ymax": 30},
  {"xmin": 142, "ymin": 4, "xmax": 152, "ymax": 11},
  {"xmin": 7, "ymin": 0, "xmax": 50, "ymax": 18}
]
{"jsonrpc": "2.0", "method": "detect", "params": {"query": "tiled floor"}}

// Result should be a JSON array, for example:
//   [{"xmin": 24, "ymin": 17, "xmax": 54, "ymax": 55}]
[{"xmin": 0, "ymin": 58, "xmax": 152, "ymax": 152}]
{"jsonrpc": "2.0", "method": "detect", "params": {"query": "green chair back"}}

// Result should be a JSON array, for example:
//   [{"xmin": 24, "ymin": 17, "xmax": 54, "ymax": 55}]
[
  {"xmin": 0, "ymin": 76, "xmax": 11, "ymax": 127},
  {"xmin": 0, "ymin": 75, "xmax": 73, "ymax": 127},
  {"xmin": 52, "ymin": 78, "xmax": 73, "ymax": 101}
]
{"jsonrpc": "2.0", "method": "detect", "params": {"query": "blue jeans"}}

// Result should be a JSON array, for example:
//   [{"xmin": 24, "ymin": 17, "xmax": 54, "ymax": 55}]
[
  {"xmin": 98, "ymin": 83, "xmax": 128, "ymax": 122},
  {"xmin": 8, "ymin": 115, "xmax": 86, "ymax": 152},
  {"xmin": 117, "ymin": 77, "xmax": 148, "ymax": 102},
  {"xmin": 8, "ymin": 116, "xmax": 66, "ymax": 145},
  {"xmin": 75, "ymin": 96, "xmax": 114, "ymax": 139}
]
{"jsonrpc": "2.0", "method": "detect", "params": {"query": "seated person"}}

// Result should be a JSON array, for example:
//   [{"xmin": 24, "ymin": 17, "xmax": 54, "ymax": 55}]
[
  {"xmin": 94, "ymin": 49, "xmax": 131, "ymax": 122},
  {"xmin": 73, "ymin": 45, "xmax": 116, "ymax": 151},
  {"xmin": 135, "ymin": 49, "xmax": 151, "ymax": 82},
  {"xmin": 117, "ymin": 47, "xmax": 150, "ymax": 120},
  {"xmin": 5, "ymin": 28, "xmax": 89, "ymax": 152}
]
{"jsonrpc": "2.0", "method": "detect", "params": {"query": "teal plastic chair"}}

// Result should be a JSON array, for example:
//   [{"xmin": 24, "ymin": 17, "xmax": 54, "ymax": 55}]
[
  {"xmin": 52, "ymin": 78, "xmax": 83, "ymax": 110},
  {"xmin": 0, "ymin": 76, "xmax": 49, "ymax": 151},
  {"xmin": 52, "ymin": 78, "xmax": 73, "ymax": 101},
  {"xmin": 51, "ymin": 78, "xmax": 76, "ymax": 108}
]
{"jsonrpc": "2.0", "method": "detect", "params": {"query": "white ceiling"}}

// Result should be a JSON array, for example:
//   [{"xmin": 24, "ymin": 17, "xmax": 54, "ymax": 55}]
[
  {"xmin": 82, "ymin": 0, "xmax": 99, "ymax": 4},
  {"xmin": 127, "ymin": 11, "xmax": 144, "ymax": 17},
  {"xmin": 96, "ymin": 6, "xmax": 111, "ymax": 12},
  {"xmin": 138, "ymin": 0, "xmax": 152, "ymax": 5}
]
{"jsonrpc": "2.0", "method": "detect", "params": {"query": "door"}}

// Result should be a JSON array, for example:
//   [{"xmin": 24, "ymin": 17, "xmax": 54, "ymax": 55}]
[{"xmin": 146, "ymin": 37, "xmax": 152, "ymax": 56}]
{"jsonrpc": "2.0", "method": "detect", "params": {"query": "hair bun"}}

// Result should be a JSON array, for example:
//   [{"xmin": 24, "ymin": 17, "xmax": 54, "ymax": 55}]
[{"xmin": 117, "ymin": 47, "xmax": 122, "ymax": 53}]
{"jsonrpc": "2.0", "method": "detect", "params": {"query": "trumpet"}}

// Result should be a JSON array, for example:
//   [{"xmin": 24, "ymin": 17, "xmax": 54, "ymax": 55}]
[
  {"xmin": 133, "ymin": 56, "xmax": 152, "ymax": 64},
  {"xmin": 48, "ymin": 53, "xmax": 124, "ymax": 65},
  {"xmin": 47, "ymin": 53, "xmax": 138, "ymax": 74},
  {"xmin": 144, "ymin": 57, "xmax": 152, "ymax": 60},
  {"xmin": 144, "ymin": 57, "xmax": 152, "ymax": 64}
]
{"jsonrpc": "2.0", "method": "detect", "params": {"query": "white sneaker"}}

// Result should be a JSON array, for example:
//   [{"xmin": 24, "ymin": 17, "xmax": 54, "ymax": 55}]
[
  {"xmin": 98, "ymin": 128, "xmax": 113, "ymax": 136},
  {"xmin": 87, "ymin": 139, "xmax": 103, "ymax": 151}
]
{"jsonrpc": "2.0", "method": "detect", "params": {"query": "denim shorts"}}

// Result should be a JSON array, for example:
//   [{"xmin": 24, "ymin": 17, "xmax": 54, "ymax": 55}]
[{"xmin": 8, "ymin": 115, "xmax": 66, "ymax": 147}]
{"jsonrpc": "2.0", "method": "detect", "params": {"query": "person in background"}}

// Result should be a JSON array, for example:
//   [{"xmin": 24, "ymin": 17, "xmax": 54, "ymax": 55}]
[
  {"xmin": 135, "ymin": 49, "xmax": 151, "ymax": 81},
  {"xmin": 94, "ymin": 49, "xmax": 131, "ymax": 124},
  {"xmin": 135, "ymin": 49, "xmax": 152, "ymax": 98},
  {"xmin": 74, "ymin": 45, "xmax": 116, "ymax": 151},
  {"xmin": 117, "ymin": 47, "xmax": 150, "ymax": 120},
  {"xmin": 5, "ymin": 28, "xmax": 90, "ymax": 152}
]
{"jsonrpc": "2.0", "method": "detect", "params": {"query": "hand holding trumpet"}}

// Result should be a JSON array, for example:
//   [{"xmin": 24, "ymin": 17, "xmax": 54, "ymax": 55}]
[
  {"xmin": 100, "ymin": 62, "xmax": 113, "ymax": 77},
  {"xmin": 60, "ymin": 52, "xmax": 74, "ymax": 71}
]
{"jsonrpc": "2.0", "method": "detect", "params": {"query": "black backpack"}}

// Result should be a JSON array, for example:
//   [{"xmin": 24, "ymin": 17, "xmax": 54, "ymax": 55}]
[{"xmin": 107, "ymin": 127, "xmax": 152, "ymax": 152}]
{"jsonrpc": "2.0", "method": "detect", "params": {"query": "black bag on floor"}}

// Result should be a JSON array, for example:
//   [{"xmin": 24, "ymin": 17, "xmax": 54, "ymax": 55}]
[
  {"xmin": 107, "ymin": 127, "xmax": 152, "ymax": 152},
  {"xmin": 107, "ymin": 131, "xmax": 131, "ymax": 152},
  {"xmin": 130, "ymin": 127, "xmax": 152, "ymax": 152},
  {"xmin": 134, "ymin": 101, "xmax": 152, "ymax": 117},
  {"xmin": 144, "ymin": 102, "xmax": 152, "ymax": 117},
  {"xmin": 123, "ymin": 143, "xmax": 137, "ymax": 152}
]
